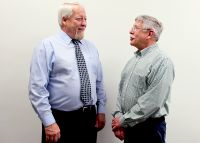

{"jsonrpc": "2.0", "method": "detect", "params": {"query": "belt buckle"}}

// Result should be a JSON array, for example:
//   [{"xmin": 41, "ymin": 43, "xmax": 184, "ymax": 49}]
[{"xmin": 82, "ymin": 106, "xmax": 88, "ymax": 112}]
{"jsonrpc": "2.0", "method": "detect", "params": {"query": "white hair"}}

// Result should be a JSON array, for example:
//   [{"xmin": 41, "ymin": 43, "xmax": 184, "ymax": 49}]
[
  {"xmin": 135, "ymin": 15, "xmax": 163, "ymax": 41},
  {"xmin": 58, "ymin": 2, "xmax": 79, "ymax": 27}
]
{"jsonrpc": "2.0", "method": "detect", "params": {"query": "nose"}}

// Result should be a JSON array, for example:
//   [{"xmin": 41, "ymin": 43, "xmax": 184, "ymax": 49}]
[
  {"xmin": 130, "ymin": 27, "xmax": 135, "ymax": 33},
  {"xmin": 130, "ymin": 29, "xmax": 134, "ymax": 34},
  {"xmin": 81, "ymin": 19, "xmax": 87, "ymax": 27}
]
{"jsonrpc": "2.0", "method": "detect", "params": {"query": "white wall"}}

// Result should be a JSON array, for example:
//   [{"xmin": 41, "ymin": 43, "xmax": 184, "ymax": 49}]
[{"xmin": 0, "ymin": 0, "xmax": 200, "ymax": 143}]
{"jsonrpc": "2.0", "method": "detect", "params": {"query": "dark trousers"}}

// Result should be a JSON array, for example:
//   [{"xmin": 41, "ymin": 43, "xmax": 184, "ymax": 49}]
[
  {"xmin": 124, "ymin": 116, "xmax": 166, "ymax": 143},
  {"xmin": 42, "ymin": 106, "xmax": 97, "ymax": 143}
]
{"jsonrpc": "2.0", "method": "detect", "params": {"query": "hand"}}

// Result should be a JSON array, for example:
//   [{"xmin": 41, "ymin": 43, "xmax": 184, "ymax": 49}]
[
  {"xmin": 112, "ymin": 117, "xmax": 125, "ymax": 141},
  {"xmin": 45, "ymin": 123, "xmax": 61, "ymax": 143},
  {"xmin": 113, "ymin": 128, "xmax": 125, "ymax": 141},
  {"xmin": 112, "ymin": 117, "xmax": 120, "ymax": 131},
  {"xmin": 95, "ymin": 113, "xmax": 105, "ymax": 131}
]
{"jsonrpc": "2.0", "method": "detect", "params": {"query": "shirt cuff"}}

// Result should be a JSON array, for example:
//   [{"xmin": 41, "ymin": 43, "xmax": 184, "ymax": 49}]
[
  {"xmin": 119, "ymin": 116, "xmax": 127, "ymax": 127},
  {"xmin": 97, "ymin": 104, "xmax": 105, "ymax": 114},
  {"xmin": 41, "ymin": 112, "xmax": 56, "ymax": 127},
  {"xmin": 112, "ymin": 111, "xmax": 122, "ymax": 118}
]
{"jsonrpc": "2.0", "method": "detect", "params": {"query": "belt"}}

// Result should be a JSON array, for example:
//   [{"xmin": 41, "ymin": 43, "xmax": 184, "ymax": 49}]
[
  {"xmin": 51, "ymin": 105, "xmax": 96, "ymax": 114},
  {"xmin": 78, "ymin": 105, "xmax": 96, "ymax": 113},
  {"xmin": 125, "ymin": 116, "xmax": 165, "ymax": 130}
]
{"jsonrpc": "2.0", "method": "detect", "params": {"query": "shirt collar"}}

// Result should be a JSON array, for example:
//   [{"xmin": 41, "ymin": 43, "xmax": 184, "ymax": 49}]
[
  {"xmin": 134, "ymin": 44, "xmax": 158, "ymax": 57},
  {"xmin": 58, "ymin": 30, "xmax": 83, "ymax": 45}
]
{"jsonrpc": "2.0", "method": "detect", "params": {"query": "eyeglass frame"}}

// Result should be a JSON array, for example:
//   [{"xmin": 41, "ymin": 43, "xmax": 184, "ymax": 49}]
[{"xmin": 130, "ymin": 25, "xmax": 153, "ymax": 32}]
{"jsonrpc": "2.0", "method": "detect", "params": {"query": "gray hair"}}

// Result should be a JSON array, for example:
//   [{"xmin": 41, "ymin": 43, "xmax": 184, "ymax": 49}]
[
  {"xmin": 58, "ymin": 2, "xmax": 79, "ymax": 27},
  {"xmin": 135, "ymin": 15, "xmax": 163, "ymax": 41}
]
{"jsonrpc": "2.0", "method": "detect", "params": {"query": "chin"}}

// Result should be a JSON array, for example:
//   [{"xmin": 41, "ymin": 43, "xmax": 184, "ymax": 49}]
[
  {"xmin": 130, "ymin": 41, "xmax": 134, "ymax": 46},
  {"xmin": 75, "ymin": 33, "xmax": 84, "ymax": 40}
]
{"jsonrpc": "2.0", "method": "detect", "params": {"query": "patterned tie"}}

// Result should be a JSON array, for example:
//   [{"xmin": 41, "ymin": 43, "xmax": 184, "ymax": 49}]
[{"xmin": 72, "ymin": 39, "xmax": 91, "ymax": 104}]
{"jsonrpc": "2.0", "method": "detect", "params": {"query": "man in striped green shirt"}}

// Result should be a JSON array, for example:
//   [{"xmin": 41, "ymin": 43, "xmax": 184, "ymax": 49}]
[{"xmin": 112, "ymin": 15, "xmax": 175, "ymax": 143}]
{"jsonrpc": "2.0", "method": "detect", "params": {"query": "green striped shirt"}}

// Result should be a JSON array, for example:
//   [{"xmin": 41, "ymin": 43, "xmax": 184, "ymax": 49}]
[{"xmin": 113, "ymin": 44, "xmax": 175, "ymax": 127}]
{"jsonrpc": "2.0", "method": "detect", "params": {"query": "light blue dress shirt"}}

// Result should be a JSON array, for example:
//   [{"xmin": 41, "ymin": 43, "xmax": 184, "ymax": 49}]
[
  {"xmin": 29, "ymin": 30, "xmax": 106, "ymax": 127},
  {"xmin": 113, "ymin": 44, "xmax": 175, "ymax": 127}
]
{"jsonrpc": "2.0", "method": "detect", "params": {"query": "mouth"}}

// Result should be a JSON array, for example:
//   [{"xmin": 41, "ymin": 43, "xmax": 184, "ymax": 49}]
[
  {"xmin": 78, "ymin": 27, "xmax": 86, "ymax": 31},
  {"xmin": 130, "ymin": 37, "xmax": 134, "ymax": 41},
  {"xmin": 75, "ymin": 28, "xmax": 85, "ymax": 40}
]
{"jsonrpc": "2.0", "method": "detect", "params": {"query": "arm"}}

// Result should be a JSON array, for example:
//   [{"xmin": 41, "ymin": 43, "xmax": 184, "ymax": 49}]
[
  {"xmin": 29, "ymin": 40, "xmax": 55, "ymax": 126},
  {"xmin": 29, "ymin": 40, "xmax": 61, "ymax": 142},
  {"xmin": 112, "ymin": 94, "xmax": 125, "ymax": 140},
  {"xmin": 95, "ymin": 54, "xmax": 107, "ymax": 131}
]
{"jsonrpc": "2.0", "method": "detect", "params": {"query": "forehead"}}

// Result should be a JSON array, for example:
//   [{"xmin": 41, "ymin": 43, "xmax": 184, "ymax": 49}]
[
  {"xmin": 134, "ymin": 20, "xmax": 143, "ymax": 26},
  {"xmin": 133, "ymin": 20, "xmax": 143, "ymax": 27},
  {"xmin": 72, "ymin": 5, "xmax": 86, "ymax": 17}
]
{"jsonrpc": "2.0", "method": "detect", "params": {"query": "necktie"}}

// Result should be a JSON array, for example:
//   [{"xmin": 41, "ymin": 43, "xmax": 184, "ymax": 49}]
[{"xmin": 72, "ymin": 39, "xmax": 91, "ymax": 104}]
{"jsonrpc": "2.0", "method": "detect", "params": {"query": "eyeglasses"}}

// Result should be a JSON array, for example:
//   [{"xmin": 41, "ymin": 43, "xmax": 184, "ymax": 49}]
[{"xmin": 130, "ymin": 26, "xmax": 152, "ymax": 32}]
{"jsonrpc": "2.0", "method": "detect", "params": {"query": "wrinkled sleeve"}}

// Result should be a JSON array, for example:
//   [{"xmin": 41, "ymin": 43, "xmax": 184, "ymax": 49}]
[{"xmin": 28, "ymin": 40, "xmax": 55, "ymax": 127}]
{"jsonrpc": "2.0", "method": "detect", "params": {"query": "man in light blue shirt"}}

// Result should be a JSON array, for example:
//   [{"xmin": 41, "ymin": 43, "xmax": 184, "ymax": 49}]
[
  {"xmin": 112, "ymin": 15, "xmax": 175, "ymax": 143},
  {"xmin": 29, "ymin": 2, "xmax": 106, "ymax": 143}
]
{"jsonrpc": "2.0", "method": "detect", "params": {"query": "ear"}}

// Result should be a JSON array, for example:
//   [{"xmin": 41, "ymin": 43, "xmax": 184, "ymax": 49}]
[
  {"xmin": 146, "ymin": 30, "xmax": 154, "ymax": 40},
  {"xmin": 149, "ymin": 30, "xmax": 154, "ymax": 36},
  {"xmin": 62, "ymin": 17, "xmax": 68, "ymax": 25}
]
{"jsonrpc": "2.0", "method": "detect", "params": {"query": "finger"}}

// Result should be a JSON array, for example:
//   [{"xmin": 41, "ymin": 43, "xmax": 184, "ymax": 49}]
[
  {"xmin": 95, "ymin": 119, "xmax": 99, "ymax": 128},
  {"xmin": 112, "ymin": 118, "xmax": 115, "ymax": 122},
  {"xmin": 54, "ymin": 135, "xmax": 59, "ymax": 143},
  {"xmin": 114, "ymin": 130, "xmax": 120, "ymax": 137},
  {"xmin": 111, "ymin": 122, "xmax": 116, "ymax": 128},
  {"xmin": 95, "ymin": 122, "xmax": 98, "ymax": 128},
  {"xmin": 112, "ymin": 125, "xmax": 118, "ymax": 131},
  {"xmin": 49, "ymin": 135, "xmax": 54, "ymax": 143},
  {"xmin": 112, "ymin": 119, "xmax": 116, "ymax": 124},
  {"xmin": 111, "ymin": 124, "xmax": 116, "ymax": 129},
  {"xmin": 46, "ymin": 135, "xmax": 49, "ymax": 142},
  {"xmin": 119, "ymin": 130, "xmax": 125, "ymax": 140},
  {"xmin": 99, "ymin": 121, "xmax": 105, "ymax": 128},
  {"xmin": 54, "ymin": 131, "xmax": 61, "ymax": 143},
  {"xmin": 57, "ymin": 133, "xmax": 61, "ymax": 141}
]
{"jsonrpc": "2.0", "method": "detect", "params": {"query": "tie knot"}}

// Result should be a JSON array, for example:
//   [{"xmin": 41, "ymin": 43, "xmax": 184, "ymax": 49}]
[{"xmin": 72, "ymin": 39, "xmax": 80, "ymax": 46}]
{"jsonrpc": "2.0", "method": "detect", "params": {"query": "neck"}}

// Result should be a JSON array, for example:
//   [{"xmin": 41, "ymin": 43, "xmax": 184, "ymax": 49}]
[
  {"xmin": 137, "ymin": 41, "xmax": 156, "ymax": 51},
  {"xmin": 61, "ymin": 28, "xmax": 75, "ymax": 39}
]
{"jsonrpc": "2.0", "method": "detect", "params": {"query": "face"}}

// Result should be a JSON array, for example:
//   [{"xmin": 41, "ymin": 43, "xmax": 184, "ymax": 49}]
[
  {"xmin": 129, "ymin": 21, "xmax": 150, "ymax": 50},
  {"xmin": 63, "ymin": 5, "xmax": 87, "ymax": 40}
]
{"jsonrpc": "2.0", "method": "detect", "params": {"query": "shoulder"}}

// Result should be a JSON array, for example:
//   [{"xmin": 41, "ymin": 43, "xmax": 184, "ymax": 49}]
[
  {"xmin": 33, "ymin": 35, "xmax": 57, "ymax": 56},
  {"xmin": 159, "ymin": 49, "xmax": 173, "ymax": 63},
  {"xmin": 151, "ymin": 47, "xmax": 171, "ymax": 61},
  {"xmin": 41, "ymin": 34, "xmax": 58, "ymax": 45},
  {"xmin": 153, "ymin": 48, "xmax": 174, "ymax": 70},
  {"xmin": 36, "ymin": 35, "xmax": 58, "ymax": 49}
]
